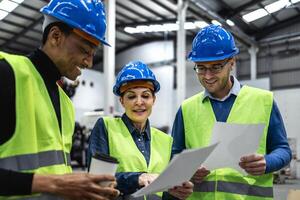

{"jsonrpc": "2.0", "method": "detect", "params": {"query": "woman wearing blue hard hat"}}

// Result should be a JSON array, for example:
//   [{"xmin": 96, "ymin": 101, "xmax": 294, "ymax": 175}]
[
  {"xmin": 88, "ymin": 61, "xmax": 194, "ymax": 200},
  {"xmin": 171, "ymin": 24, "xmax": 291, "ymax": 200},
  {"xmin": 0, "ymin": 0, "xmax": 119, "ymax": 199}
]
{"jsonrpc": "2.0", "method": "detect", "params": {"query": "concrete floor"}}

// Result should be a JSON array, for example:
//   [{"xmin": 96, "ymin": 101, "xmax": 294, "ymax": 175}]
[{"xmin": 274, "ymin": 179, "xmax": 300, "ymax": 200}]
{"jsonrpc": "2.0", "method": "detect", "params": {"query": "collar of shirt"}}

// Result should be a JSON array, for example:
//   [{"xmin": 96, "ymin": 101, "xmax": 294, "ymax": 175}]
[
  {"xmin": 121, "ymin": 113, "xmax": 151, "ymax": 140},
  {"xmin": 203, "ymin": 76, "xmax": 241, "ymax": 102},
  {"xmin": 28, "ymin": 49, "xmax": 61, "ymax": 83}
]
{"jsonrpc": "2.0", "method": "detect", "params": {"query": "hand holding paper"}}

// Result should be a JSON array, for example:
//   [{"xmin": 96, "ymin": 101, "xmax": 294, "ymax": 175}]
[
  {"xmin": 190, "ymin": 165, "xmax": 210, "ymax": 184},
  {"xmin": 132, "ymin": 122, "xmax": 265, "ymax": 197},
  {"xmin": 139, "ymin": 173, "xmax": 159, "ymax": 187},
  {"xmin": 89, "ymin": 153, "xmax": 119, "ymax": 187},
  {"xmin": 239, "ymin": 153, "xmax": 266, "ymax": 175},
  {"xmin": 131, "ymin": 143, "xmax": 218, "ymax": 198},
  {"xmin": 168, "ymin": 181, "xmax": 194, "ymax": 200},
  {"xmin": 203, "ymin": 122, "xmax": 265, "ymax": 174}
]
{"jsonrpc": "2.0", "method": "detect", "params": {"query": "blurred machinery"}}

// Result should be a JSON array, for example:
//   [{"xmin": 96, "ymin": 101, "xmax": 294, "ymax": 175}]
[
  {"xmin": 70, "ymin": 110, "xmax": 122, "ymax": 169},
  {"xmin": 70, "ymin": 122, "xmax": 89, "ymax": 169},
  {"xmin": 273, "ymin": 138, "xmax": 297, "ymax": 184}
]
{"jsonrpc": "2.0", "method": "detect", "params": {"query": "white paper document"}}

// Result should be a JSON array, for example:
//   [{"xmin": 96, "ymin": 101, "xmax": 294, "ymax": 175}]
[
  {"xmin": 203, "ymin": 122, "xmax": 265, "ymax": 174},
  {"xmin": 131, "ymin": 143, "xmax": 218, "ymax": 198}
]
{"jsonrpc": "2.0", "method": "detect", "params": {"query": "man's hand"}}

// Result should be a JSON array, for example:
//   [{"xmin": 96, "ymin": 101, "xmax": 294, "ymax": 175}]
[
  {"xmin": 239, "ymin": 153, "xmax": 266, "ymax": 176},
  {"xmin": 32, "ymin": 173, "xmax": 119, "ymax": 200},
  {"xmin": 138, "ymin": 173, "xmax": 158, "ymax": 187},
  {"xmin": 190, "ymin": 166, "xmax": 210, "ymax": 184},
  {"xmin": 168, "ymin": 181, "xmax": 194, "ymax": 200}
]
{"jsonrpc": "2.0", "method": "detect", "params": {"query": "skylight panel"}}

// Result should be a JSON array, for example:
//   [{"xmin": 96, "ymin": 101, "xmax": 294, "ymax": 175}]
[
  {"xmin": 242, "ymin": 8, "xmax": 268, "ymax": 22},
  {"xmin": 265, "ymin": 0, "xmax": 290, "ymax": 13},
  {"xmin": 0, "ymin": 0, "xmax": 19, "ymax": 12},
  {"xmin": 0, "ymin": 10, "xmax": 9, "ymax": 20}
]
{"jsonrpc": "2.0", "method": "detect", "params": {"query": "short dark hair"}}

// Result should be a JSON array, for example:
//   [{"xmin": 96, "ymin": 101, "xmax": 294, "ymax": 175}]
[{"xmin": 42, "ymin": 22, "xmax": 73, "ymax": 45}]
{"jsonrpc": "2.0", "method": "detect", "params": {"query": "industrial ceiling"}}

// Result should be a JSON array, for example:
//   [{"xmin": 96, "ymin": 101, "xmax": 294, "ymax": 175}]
[{"xmin": 1, "ymin": 0, "xmax": 300, "ymax": 69}]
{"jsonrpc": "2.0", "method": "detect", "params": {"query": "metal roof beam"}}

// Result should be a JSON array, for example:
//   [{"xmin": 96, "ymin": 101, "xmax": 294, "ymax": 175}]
[
  {"xmin": 1, "ymin": 16, "xmax": 44, "ymax": 49},
  {"xmin": 5, "ymin": 10, "xmax": 35, "ymax": 22},
  {"xmin": 116, "ymin": 37, "xmax": 175, "ymax": 54},
  {"xmin": 151, "ymin": 0, "xmax": 177, "ymax": 16},
  {"xmin": 117, "ymin": 17, "xmax": 195, "ymax": 28},
  {"xmin": 189, "ymin": 0, "xmax": 257, "ymax": 47},
  {"xmin": 116, "ymin": 2, "xmax": 152, "ymax": 21},
  {"xmin": 0, "ymin": 36, "xmax": 37, "ymax": 49},
  {"xmin": 2, "ymin": 46, "xmax": 28, "ymax": 55},
  {"xmin": 224, "ymin": 0, "xmax": 265, "ymax": 18},
  {"xmin": 217, "ymin": 0, "xmax": 259, "ymax": 33},
  {"xmin": 0, "ymin": 27, "xmax": 38, "ymax": 41},
  {"xmin": 130, "ymin": 0, "xmax": 167, "ymax": 19},
  {"xmin": 255, "ymin": 15, "xmax": 300, "ymax": 39},
  {"xmin": 116, "ymin": 11, "xmax": 136, "ymax": 22}
]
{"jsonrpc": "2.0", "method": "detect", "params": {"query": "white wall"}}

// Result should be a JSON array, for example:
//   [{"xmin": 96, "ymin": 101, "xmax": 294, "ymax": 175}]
[
  {"xmin": 185, "ymin": 61, "xmax": 204, "ymax": 98},
  {"xmin": 116, "ymin": 40, "xmax": 174, "ymax": 69},
  {"xmin": 240, "ymin": 78, "xmax": 270, "ymax": 90},
  {"xmin": 72, "ymin": 69, "xmax": 105, "ymax": 121},
  {"xmin": 273, "ymin": 88, "xmax": 300, "ymax": 177}
]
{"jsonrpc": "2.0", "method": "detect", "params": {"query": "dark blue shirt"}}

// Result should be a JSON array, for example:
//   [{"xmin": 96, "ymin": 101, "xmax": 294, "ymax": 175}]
[
  {"xmin": 88, "ymin": 114, "xmax": 151, "ymax": 195},
  {"xmin": 171, "ymin": 94, "xmax": 292, "ymax": 173}
]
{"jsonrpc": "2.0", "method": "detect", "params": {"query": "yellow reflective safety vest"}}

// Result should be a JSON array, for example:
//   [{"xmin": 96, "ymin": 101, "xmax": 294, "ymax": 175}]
[
  {"xmin": 103, "ymin": 117, "xmax": 173, "ymax": 200},
  {"xmin": 0, "ymin": 52, "xmax": 74, "ymax": 199},
  {"xmin": 182, "ymin": 85, "xmax": 274, "ymax": 200}
]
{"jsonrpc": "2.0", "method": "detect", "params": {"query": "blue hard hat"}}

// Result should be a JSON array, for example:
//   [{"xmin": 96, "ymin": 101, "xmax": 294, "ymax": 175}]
[
  {"xmin": 188, "ymin": 25, "xmax": 239, "ymax": 62},
  {"xmin": 40, "ymin": 0, "xmax": 109, "ymax": 46},
  {"xmin": 113, "ymin": 61, "xmax": 160, "ymax": 96}
]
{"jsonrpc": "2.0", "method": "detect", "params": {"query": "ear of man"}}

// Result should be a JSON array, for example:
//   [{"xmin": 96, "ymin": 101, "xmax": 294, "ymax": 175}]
[
  {"xmin": 47, "ymin": 26, "xmax": 65, "ymax": 47},
  {"xmin": 119, "ymin": 97, "xmax": 124, "ymax": 106},
  {"xmin": 229, "ymin": 57, "xmax": 236, "ymax": 70}
]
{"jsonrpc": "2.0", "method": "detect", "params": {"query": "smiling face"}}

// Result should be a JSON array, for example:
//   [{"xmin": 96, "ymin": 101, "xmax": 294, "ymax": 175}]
[
  {"xmin": 120, "ymin": 87, "xmax": 156, "ymax": 129},
  {"xmin": 56, "ymin": 33, "xmax": 97, "ymax": 80},
  {"xmin": 42, "ymin": 26, "xmax": 97, "ymax": 81},
  {"xmin": 195, "ymin": 58, "xmax": 234, "ymax": 99}
]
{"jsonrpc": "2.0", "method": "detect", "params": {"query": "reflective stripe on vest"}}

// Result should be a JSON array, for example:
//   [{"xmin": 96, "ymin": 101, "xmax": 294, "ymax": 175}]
[
  {"xmin": 104, "ymin": 117, "xmax": 172, "ymax": 200},
  {"xmin": 121, "ymin": 194, "xmax": 161, "ymax": 200},
  {"xmin": 0, "ymin": 150, "xmax": 71, "ymax": 171},
  {"xmin": 194, "ymin": 181, "xmax": 273, "ymax": 198},
  {"xmin": 105, "ymin": 117, "xmax": 172, "ymax": 174},
  {"xmin": 182, "ymin": 85, "xmax": 274, "ymax": 200},
  {"xmin": 0, "ymin": 52, "xmax": 74, "ymax": 199}
]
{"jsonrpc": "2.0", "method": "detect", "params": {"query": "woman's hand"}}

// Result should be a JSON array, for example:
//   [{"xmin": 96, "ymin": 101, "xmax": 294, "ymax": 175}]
[
  {"xmin": 138, "ymin": 173, "xmax": 159, "ymax": 187},
  {"xmin": 168, "ymin": 181, "xmax": 194, "ymax": 200},
  {"xmin": 190, "ymin": 165, "xmax": 210, "ymax": 184}
]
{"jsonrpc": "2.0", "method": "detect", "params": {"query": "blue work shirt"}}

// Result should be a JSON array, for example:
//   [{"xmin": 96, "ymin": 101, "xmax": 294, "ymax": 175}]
[
  {"xmin": 172, "ymin": 76, "xmax": 292, "ymax": 173},
  {"xmin": 88, "ymin": 114, "xmax": 151, "ymax": 195}
]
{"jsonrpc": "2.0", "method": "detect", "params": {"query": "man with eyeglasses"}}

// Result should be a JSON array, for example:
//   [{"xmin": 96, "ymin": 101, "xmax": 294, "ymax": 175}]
[{"xmin": 171, "ymin": 24, "xmax": 291, "ymax": 200}]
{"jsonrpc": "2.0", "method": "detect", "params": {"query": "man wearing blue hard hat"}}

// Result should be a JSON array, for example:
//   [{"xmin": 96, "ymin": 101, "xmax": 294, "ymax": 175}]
[
  {"xmin": 171, "ymin": 24, "xmax": 291, "ymax": 200},
  {"xmin": 0, "ymin": 0, "xmax": 119, "ymax": 199}
]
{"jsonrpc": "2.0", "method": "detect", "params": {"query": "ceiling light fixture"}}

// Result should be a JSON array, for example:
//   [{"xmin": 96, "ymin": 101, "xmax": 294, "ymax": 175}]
[
  {"xmin": 0, "ymin": 10, "xmax": 9, "ymax": 20},
  {"xmin": 124, "ymin": 21, "xmax": 210, "ymax": 34},
  {"xmin": 242, "ymin": 0, "xmax": 300, "ymax": 23},
  {"xmin": 0, "ymin": 0, "xmax": 24, "ymax": 21},
  {"xmin": 242, "ymin": 8, "xmax": 268, "ymax": 22},
  {"xmin": 0, "ymin": 0, "xmax": 18, "ymax": 12},
  {"xmin": 226, "ymin": 19, "xmax": 235, "ymax": 26}
]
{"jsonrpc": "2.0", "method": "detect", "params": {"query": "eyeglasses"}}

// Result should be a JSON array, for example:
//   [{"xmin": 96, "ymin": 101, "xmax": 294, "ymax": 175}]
[{"xmin": 193, "ymin": 59, "xmax": 230, "ymax": 74}]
